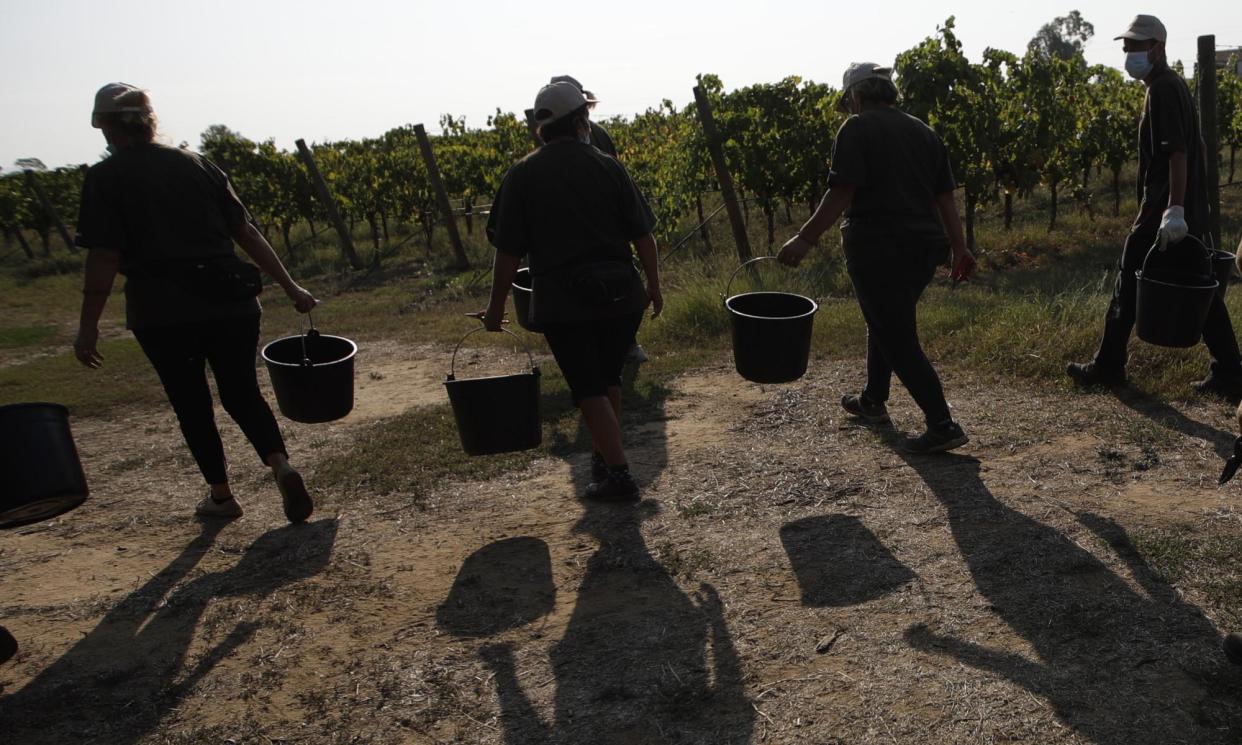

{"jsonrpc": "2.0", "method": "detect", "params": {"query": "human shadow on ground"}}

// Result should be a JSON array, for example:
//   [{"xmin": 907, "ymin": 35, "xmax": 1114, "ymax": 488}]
[
  {"xmin": 895, "ymin": 451, "xmax": 1242, "ymax": 743},
  {"xmin": 0, "ymin": 518, "xmax": 338, "ymax": 744},
  {"xmin": 1112, "ymin": 387, "xmax": 1236, "ymax": 460},
  {"xmin": 471, "ymin": 500, "xmax": 754, "ymax": 745},
  {"xmin": 780, "ymin": 515, "xmax": 916, "ymax": 607}
]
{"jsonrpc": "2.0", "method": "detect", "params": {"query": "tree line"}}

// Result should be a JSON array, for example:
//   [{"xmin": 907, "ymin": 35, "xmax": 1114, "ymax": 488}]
[{"xmin": 4, "ymin": 14, "xmax": 1241, "ymax": 265}]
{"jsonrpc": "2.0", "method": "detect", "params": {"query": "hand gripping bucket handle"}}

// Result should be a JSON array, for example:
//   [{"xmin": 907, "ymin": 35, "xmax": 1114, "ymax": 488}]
[{"xmin": 447, "ymin": 326, "xmax": 538, "ymax": 381}]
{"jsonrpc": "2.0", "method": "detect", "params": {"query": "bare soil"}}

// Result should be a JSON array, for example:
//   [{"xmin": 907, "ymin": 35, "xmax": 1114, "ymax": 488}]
[{"xmin": 2, "ymin": 348, "xmax": 1242, "ymax": 744}]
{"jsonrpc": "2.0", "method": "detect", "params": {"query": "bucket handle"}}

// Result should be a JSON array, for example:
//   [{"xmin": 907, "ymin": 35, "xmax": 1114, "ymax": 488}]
[
  {"xmin": 449, "ymin": 327, "xmax": 537, "ymax": 381},
  {"xmin": 723, "ymin": 256, "xmax": 784, "ymax": 302},
  {"xmin": 297, "ymin": 311, "xmax": 320, "ymax": 367},
  {"xmin": 1139, "ymin": 233, "xmax": 1213, "ymax": 279}
]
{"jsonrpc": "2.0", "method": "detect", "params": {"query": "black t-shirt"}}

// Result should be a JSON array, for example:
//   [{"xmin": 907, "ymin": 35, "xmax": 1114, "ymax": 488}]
[
  {"xmin": 827, "ymin": 107, "xmax": 956, "ymax": 249},
  {"xmin": 76, "ymin": 143, "xmax": 260, "ymax": 329},
  {"xmin": 1134, "ymin": 67, "xmax": 1209, "ymax": 237},
  {"xmin": 486, "ymin": 140, "xmax": 655, "ymax": 322}
]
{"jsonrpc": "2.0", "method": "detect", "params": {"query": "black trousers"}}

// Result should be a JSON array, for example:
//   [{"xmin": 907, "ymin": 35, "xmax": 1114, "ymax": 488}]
[
  {"xmin": 133, "ymin": 314, "xmax": 287, "ymax": 485},
  {"xmin": 1094, "ymin": 230, "xmax": 1242, "ymax": 374},
  {"xmin": 846, "ymin": 242, "xmax": 953, "ymax": 425}
]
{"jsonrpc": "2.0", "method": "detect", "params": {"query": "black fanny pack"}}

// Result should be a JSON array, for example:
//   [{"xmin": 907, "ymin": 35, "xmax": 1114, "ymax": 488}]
[
  {"xmin": 130, "ymin": 255, "xmax": 263, "ymax": 302},
  {"xmin": 563, "ymin": 260, "xmax": 640, "ymax": 307}
]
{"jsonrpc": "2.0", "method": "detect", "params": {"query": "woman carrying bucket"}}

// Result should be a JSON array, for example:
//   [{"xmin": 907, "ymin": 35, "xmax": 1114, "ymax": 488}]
[
  {"xmin": 72, "ymin": 83, "xmax": 318, "ymax": 523},
  {"xmin": 777, "ymin": 62, "xmax": 976, "ymax": 453},
  {"xmin": 481, "ymin": 81, "xmax": 662, "ymax": 501}
]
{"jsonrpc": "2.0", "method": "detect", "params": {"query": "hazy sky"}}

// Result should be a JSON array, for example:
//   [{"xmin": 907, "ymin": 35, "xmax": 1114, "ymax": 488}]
[{"xmin": 2, "ymin": 0, "xmax": 1239, "ymax": 170}]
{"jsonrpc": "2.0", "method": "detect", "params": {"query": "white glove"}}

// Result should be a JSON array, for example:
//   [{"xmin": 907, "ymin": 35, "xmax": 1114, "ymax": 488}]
[
  {"xmin": 777, "ymin": 234, "xmax": 816, "ymax": 267},
  {"xmin": 1159, "ymin": 206, "xmax": 1188, "ymax": 246}
]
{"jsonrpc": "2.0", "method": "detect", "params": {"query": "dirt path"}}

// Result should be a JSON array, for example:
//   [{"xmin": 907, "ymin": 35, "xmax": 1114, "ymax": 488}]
[{"xmin": 2, "ymin": 351, "xmax": 1242, "ymax": 744}]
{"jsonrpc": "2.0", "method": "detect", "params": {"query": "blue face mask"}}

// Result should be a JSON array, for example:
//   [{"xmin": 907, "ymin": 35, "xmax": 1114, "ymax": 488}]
[{"xmin": 1125, "ymin": 50, "xmax": 1153, "ymax": 80}]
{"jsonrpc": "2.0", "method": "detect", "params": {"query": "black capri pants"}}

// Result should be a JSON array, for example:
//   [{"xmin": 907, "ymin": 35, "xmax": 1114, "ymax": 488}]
[
  {"xmin": 541, "ymin": 312, "xmax": 644, "ymax": 405},
  {"xmin": 133, "ymin": 314, "xmax": 287, "ymax": 484}
]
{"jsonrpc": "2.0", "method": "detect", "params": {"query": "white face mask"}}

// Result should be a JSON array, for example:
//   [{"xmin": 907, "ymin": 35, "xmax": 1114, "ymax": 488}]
[{"xmin": 1125, "ymin": 50, "xmax": 1153, "ymax": 80}]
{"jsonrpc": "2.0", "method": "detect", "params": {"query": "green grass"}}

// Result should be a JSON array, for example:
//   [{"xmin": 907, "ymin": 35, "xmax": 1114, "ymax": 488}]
[{"xmin": 1132, "ymin": 527, "xmax": 1242, "ymax": 623}]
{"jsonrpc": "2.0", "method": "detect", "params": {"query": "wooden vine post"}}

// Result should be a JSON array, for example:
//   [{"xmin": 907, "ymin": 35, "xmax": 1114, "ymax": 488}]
[
  {"xmin": 294, "ymin": 138, "xmax": 364, "ymax": 270},
  {"xmin": 23, "ymin": 170, "xmax": 76, "ymax": 253},
  {"xmin": 1197, "ymin": 35, "xmax": 1221, "ymax": 250},
  {"xmin": 413, "ymin": 124, "xmax": 469, "ymax": 270},
  {"xmin": 692, "ymin": 85, "xmax": 751, "ymax": 262}
]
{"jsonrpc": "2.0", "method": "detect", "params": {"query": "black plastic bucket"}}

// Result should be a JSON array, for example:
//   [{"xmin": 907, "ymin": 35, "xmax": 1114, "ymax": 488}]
[
  {"xmin": 724, "ymin": 257, "xmax": 818, "ymax": 384},
  {"xmin": 445, "ymin": 328, "xmax": 542, "ymax": 456},
  {"xmin": 1211, "ymin": 249, "xmax": 1236, "ymax": 300},
  {"xmin": 1135, "ymin": 241, "xmax": 1217, "ymax": 348},
  {"xmin": 262, "ymin": 316, "xmax": 357, "ymax": 423},
  {"xmin": 0, "ymin": 403, "xmax": 89, "ymax": 529},
  {"xmin": 512, "ymin": 267, "xmax": 543, "ymax": 332}
]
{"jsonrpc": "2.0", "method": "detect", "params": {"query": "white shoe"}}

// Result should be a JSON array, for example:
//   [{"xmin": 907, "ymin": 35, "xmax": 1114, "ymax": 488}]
[
  {"xmin": 626, "ymin": 344, "xmax": 649, "ymax": 364},
  {"xmin": 195, "ymin": 493, "xmax": 243, "ymax": 519}
]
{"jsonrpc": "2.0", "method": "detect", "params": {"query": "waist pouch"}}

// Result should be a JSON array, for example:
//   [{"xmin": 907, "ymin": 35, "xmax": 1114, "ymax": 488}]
[
  {"xmin": 563, "ymin": 260, "xmax": 643, "ymax": 307},
  {"xmin": 129, "ymin": 255, "xmax": 263, "ymax": 302}
]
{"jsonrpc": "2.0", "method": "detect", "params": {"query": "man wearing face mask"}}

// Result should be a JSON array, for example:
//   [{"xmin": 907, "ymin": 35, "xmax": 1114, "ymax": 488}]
[
  {"xmin": 778, "ymin": 62, "xmax": 976, "ymax": 453},
  {"xmin": 1067, "ymin": 15, "xmax": 1242, "ymax": 397}
]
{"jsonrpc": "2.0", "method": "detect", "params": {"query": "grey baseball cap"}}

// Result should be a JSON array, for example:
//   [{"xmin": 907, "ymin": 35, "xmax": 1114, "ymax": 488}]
[
  {"xmin": 91, "ymin": 82, "xmax": 152, "ymax": 128},
  {"xmin": 842, "ymin": 62, "xmax": 894, "ymax": 92},
  {"xmin": 533, "ymin": 81, "xmax": 588, "ymax": 124},
  {"xmin": 549, "ymin": 75, "xmax": 599, "ymax": 103},
  {"xmin": 1114, "ymin": 14, "xmax": 1167, "ymax": 43}
]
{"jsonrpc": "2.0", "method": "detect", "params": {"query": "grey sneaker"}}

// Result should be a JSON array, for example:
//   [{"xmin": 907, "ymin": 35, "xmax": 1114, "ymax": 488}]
[
  {"xmin": 584, "ymin": 469, "xmax": 640, "ymax": 502},
  {"xmin": 841, "ymin": 394, "xmax": 891, "ymax": 425},
  {"xmin": 196, "ymin": 492, "xmax": 243, "ymax": 519},
  {"xmin": 904, "ymin": 420, "xmax": 969, "ymax": 454}
]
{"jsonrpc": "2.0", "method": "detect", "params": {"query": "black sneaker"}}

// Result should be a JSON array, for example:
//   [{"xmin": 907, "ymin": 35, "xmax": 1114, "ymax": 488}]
[
  {"xmin": 1066, "ymin": 361, "xmax": 1127, "ymax": 388},
  {"xmin": 904, "ymin": 420, "xmax": 969, "ymax": 454},
  {"xmin": 585, "ymin": 469, "xmax": 640, "ymax": 502},
  {"xmin": 841, "ymin": 394, "xmax": 891, "ymax": 425},
  {"xmin": 1224, "ymin": 633, "xmax": 1242, "ymax": 666},
  {"xmin": 590, "ymin": 451, "xmax": 608, "ymax": 483},
  {"xmin": 1192, "ymin": 372, "xmax": 1242, "ymax": 401}
]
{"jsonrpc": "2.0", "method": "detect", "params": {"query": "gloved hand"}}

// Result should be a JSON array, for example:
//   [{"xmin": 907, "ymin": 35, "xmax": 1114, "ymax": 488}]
[
  {"xmin": 1159, "ymin": 205, "xmax": 1188, "ymax": 246},
  {"xmin": 777, "ymin": 234, "xmax": 816, "ymax": 267}
]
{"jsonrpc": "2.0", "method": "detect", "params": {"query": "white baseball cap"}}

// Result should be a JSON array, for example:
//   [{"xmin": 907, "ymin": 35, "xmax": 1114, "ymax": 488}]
[
  {"xmin": 533, "ymin": 82, "xmax": 588, "ymax": 125},
  {"xmin": 1114, "ymin": 15, "xmax": 1167, "ymax": 43},
  {"xmin": 91, "ymin": 82, "xmax": 152, "ymax": 128}
]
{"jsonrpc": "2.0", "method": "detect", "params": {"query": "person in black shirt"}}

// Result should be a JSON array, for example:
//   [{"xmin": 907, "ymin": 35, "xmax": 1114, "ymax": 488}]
[
  {"xmin": 483, "ymin": 81, "xmax": 662, "ymax": 501},
  {"xmin": 778, "ymin": 62, "xmax": 976, "ymax": 453},
  {"xmin": 1067, "ymin": 15, "xmax": 1242, "ymax": 396},
  {"xmin": 73, "ymin": 83, "xmax": 318, "ymax": 523},
  {"xmin": 548, "ymin": 75, "xmax": 649, "ymax": 365}
]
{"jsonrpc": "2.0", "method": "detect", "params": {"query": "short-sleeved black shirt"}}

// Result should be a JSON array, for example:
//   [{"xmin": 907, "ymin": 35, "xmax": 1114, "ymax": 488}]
[
  {"xmin": 827, "ymin": 107, "xmax": 956, "ymax": 250},
  {"xmin": 75, "ymin": 144, "xmax": 260, "ymax": 329},
  {"xmin": 486, "ymin": 140, "xmax": 655, "ymax": 322},
  {"xmin": 1134, "ymin": 67, "xmax": 1209, "ymax": 237}
]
